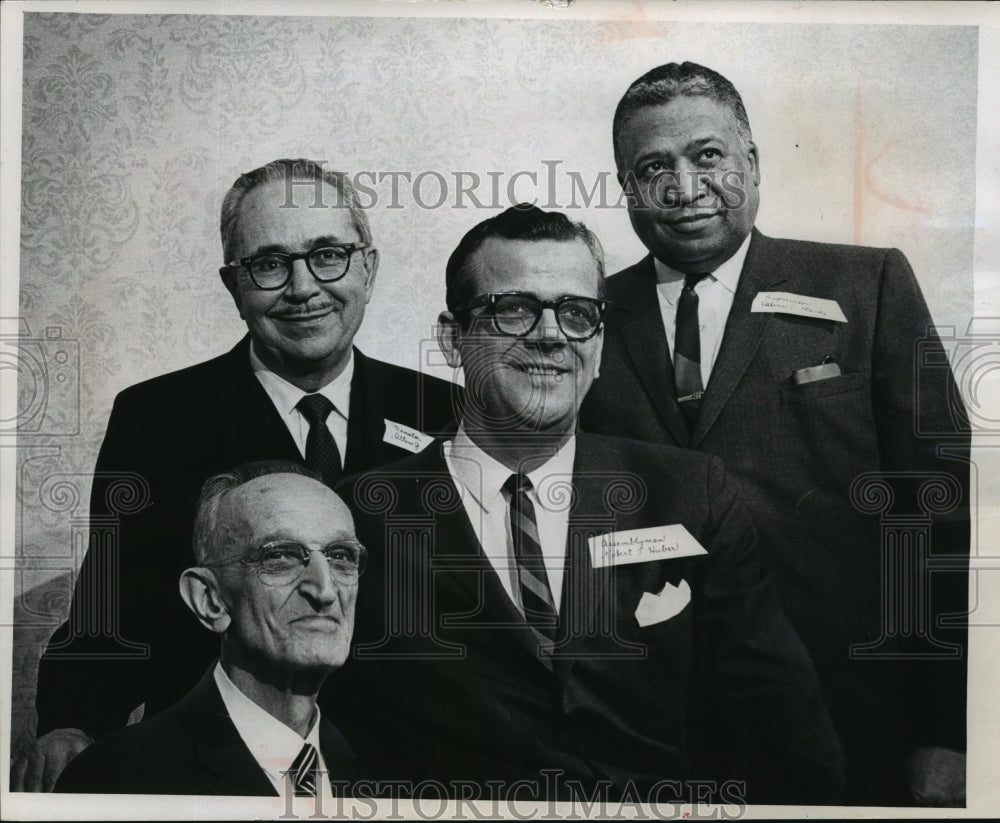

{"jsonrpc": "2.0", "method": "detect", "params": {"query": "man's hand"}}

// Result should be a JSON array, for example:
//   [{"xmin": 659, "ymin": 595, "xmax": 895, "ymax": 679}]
[
  {"xmin": 905, "ymin": 745, "xmax": 966, "ymax": 807},
  {"xmin": 11, "ymin": 728, "xmax": 94, "ymax": 792}
]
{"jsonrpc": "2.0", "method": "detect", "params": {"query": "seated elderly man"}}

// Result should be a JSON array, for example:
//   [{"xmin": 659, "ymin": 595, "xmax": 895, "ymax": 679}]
[{"xmin": 55, "ymin": 461, "xmax": 362, "ymax": 797}]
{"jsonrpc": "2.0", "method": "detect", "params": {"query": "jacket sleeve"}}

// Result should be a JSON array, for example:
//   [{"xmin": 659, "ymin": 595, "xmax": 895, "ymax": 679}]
[{"xmin": 870, "ymin": 249, "xmax": 970, "ymax": 752}]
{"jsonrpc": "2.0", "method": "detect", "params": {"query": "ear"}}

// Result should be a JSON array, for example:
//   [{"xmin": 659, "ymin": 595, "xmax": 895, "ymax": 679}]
[
  {"xmin": 592, "ymin": 327, "xmax": 604, "ymax": 380},
  {"xmin": 361, "ymin": 248, "xmax": 380, "ymax": 303},
  {"xmin": 219, "ymin": 267, "xmax": 246, "ymax": 320},
  {"xmin": 746, "ymin": 140, "xmax": 760, "ymax": 187},
  {"xmin": 179, "ymin": 567, "xmax": 232, "ymax": 635},
  {"xmin": 437, "ymin": 310, "xmax": 464, "ymax": 370}
]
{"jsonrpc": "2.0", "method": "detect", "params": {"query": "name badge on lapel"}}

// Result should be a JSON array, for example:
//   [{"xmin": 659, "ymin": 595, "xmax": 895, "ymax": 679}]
[
  {"xmin": 383, "ymin": 419, "xmax": 434, "ymax": 454},
  {"xmin": 751, "ymin": 291, "xmax": 847, "ymax": 323},
  {"xmin": 588, "ymin": 525, "xmax": 707, "ymax": 568}
]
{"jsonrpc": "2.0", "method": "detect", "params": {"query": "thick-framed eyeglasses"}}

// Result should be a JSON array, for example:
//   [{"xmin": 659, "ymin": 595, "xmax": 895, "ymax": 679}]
[
  {"xmin": 223, "ymin": 243, "xmax": 369, "ymax": 290},
  {"xmin": 456, "ymin": 292, "xmax": 610, "ymax": 341},
  {"xmin": 207, "ymin": 540, "xmax": 367, "ymax": 587}
]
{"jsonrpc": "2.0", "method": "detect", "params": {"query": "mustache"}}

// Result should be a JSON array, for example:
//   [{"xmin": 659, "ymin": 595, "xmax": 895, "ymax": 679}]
[{"xmin": 269, "ymin": 302, "xmax": 341, "ymax": 319}]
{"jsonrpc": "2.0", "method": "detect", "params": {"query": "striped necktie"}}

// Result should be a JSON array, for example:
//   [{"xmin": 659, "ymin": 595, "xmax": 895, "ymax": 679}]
[
  {"xmin": 674, "ymin": 271, "xmax": 711, "ymax": 428},
  {"xmin": 296, "ymin": 394, "xmax": 343, "ymax": 488},
  {"xmin": 289, "ymin": 742, "xmax": 318, "ymax": 797},
  {"xmin": 504, "ymin": 474, "xmax": 558, "ymax": 649}
]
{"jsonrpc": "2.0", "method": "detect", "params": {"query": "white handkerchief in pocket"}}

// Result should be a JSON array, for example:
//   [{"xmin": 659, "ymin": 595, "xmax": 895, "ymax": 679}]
[{"xmin": 634, "ymin": 579, "xmax": 691, "ymax": 627}]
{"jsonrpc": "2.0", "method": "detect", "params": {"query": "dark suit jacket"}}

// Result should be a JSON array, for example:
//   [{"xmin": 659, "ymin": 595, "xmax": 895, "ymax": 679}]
[
  {"xmin": 578, "ymin": 231, "xmax": 970, "ymax": 802},
  {"xmin": 326, "ymin": 433, "xmax": 845, "ymax": 804},
  {"xmin": 54, "ymin": 666, "xmax": 358, "ymax": 795},
  {"xmin": 37, "ymin": 338, "xmax": 460, "ymax": 739}
]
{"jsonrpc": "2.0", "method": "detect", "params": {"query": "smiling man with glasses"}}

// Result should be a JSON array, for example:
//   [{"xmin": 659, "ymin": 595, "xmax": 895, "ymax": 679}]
[
  {"xmin": 55, "ymin": 462, "xmax": 361, "ymax": 796},
  {"xmin": 329, "ymin": 205, "xmax": 845, "ymax": 804},
  {"xmin": 23, "ymin": 159, "xmax": 458, "ymax": 791}
]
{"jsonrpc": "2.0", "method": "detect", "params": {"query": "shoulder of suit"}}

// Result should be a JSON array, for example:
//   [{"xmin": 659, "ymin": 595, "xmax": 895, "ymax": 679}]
[
  {"xmin": 336, "ymin": 441, "xmax": 448, "ymax": 510},
  {"xmin": 755, "ymin": 232, "xmax": 900, "ymax": 264},
  {"xmin": 114, "ymin": 340, "xmax": 247, "ymax": 408},
  {"xmin": 604, "ymin": 234, "xmax": 903, "ymax": 287},
  {"xmin": 356, "ymin": 351, "xmax": 457, "ymax": 394}
]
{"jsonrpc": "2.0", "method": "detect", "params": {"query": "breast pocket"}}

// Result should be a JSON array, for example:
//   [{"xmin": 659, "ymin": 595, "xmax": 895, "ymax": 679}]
[
  {"xmin": 779, "ymin": 370, "xmax": 868, "ymax": 404},
  {"xmin": 632, "ymin": 597, "xmax": 693, "ymax": 651}
]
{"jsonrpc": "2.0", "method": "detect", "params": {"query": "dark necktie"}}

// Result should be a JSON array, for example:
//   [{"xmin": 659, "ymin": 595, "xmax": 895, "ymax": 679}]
[
  {"xmin": 674, "ymin": 271, "xmax": 711, "ymax": 428},
  {"xmin": 296, "ymin": 394, "xmax": 343, "ymax": 488},
  {"xmin": 289, "ymin": 741, "xmax": 318, "ymax": 797},
  {"xmin": 504, "ymin": 474, "xmax": 558, "ymax": 647}
]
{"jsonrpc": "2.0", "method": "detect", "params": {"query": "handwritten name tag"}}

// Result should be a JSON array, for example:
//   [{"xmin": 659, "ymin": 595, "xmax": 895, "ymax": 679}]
[
  {"xmin": 383, "ymin": 419, "xmax": 434, "ymax": 454},
  {"xmin": 751, "ymin": 291, "xmax": 847, "ymax": 323},
  {"xmin": 588, "ymin": 525, "xmax": 707, "ymax": 568}
]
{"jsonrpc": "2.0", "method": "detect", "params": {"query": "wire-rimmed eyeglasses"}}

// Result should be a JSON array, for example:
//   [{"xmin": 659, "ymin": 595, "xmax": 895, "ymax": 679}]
[{"xmin": 206, "ymin": 540, "xmax": 367, "ymax": 587}]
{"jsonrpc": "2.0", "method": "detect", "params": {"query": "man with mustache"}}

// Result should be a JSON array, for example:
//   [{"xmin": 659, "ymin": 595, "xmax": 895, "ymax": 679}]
[
  {"xmin": 329, "ymin": 204, "xmax": 845, "ymax": 804},
  {"xmin": 55, "ymin": 462, "xmax": 362, "ymax": 797},
  {"xmin": 578, "ymin": 62, "xmax": 970, "ymax": 805},
  {"xmin": 19, "ymin": 159, "xmax": 457, "ymax": 791}
]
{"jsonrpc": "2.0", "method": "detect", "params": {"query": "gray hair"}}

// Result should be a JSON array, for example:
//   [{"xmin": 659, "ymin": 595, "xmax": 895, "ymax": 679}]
[
  {"xmin": 219, "ymin": 158, "xmax": 372, "ymax": 262},
  {"xmin": 192, "ymin": 460, "xmax": 322, "ymax": 564}
]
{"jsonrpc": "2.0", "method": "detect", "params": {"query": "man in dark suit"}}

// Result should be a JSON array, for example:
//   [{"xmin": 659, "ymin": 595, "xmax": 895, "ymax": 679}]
[
  {"xmin": 19, "ymin": 159, "xmax": 457, "ymax": 790},
  {"xmin": 577, "ymin": 62, "xmax": 970, "ymax": 805},
  {"xmin": 328, "ymin": 205, "xmax": 845, "ymax": 804},
  {"xmin": 55, "ymin": 461, "xmax": 360, "ymax": 796}
]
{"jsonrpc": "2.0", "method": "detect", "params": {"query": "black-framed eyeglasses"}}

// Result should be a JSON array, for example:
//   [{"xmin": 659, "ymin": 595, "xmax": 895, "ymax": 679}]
[
  {"xmin": 222, "ymin": 243, "xmax": 369, "ymax": 290},
  {"xmin": 206, "ymin": 540, "xmax": 367, "ymax": 587},
  {"xmin": 455, "ymin": 292, "xmax": 610, "ymax": 341}
]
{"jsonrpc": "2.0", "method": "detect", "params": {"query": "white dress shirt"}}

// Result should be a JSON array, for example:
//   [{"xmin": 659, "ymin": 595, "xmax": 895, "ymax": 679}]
[
  {"xmin": 250, "ymin": 342, "xmax": 352, "ymax": 461},
  {"xmin": 653, "ymin": 232, "xmax": 752, "ymax": 389},
  {"xmin": 443, "ymin": 427, "xmax": 576, "ymax": 613},
  {"xmin": 213, "ymin": 663, "xmax": 335, "ymax": 803}
]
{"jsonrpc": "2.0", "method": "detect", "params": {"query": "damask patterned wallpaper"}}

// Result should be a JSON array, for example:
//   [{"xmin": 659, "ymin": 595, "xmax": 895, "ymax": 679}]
[{"xmin": 11, "ymin": 11, "xmax": 978, "ymax": 749}]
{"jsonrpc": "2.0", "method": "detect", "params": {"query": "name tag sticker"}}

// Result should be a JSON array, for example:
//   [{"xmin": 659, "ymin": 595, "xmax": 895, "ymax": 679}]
[
  {"xmin": 383, "ymin": 419, "xmax": 434, "ymax": 454},
  {"xmin": 589, "ymin": 525, "xmax": 707, "ymax": 568},
  {"xmin": 751, "ymin": 292, "xmax": 847, "ymax": 323}
]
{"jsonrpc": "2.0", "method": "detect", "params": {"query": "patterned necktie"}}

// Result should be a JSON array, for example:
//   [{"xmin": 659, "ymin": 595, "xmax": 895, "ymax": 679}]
[
  {"xmin": 674, "ymin": 271, "xmax": 711, "ymax": 428},
  {"xmin": 289, "ymin": 742, "xmax": 318, "ymax": 797},
  {"xmin": 296, "ymin": 394, "xmax": 343, "ymax": 488},
  {"xmin": 504, "ymin": 474, "xmax": 558, "ymax": 647}
]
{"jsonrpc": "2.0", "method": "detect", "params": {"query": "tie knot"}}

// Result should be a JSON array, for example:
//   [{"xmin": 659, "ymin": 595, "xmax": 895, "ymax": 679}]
[
  {"xmin": 684, "ymin": 271, "xmax": 711, "ymax": 291},
  {"xmin": 297, "ymin": 394, "xmax": 335, "ymax": 425},
  {"xmin": 504, "ymin": 473, "xmax": 533, "ymax": 496}
]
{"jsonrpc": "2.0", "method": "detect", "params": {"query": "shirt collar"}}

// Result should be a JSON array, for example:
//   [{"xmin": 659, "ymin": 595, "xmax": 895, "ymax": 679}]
[
  {"xmin": 652, "ymin": 231, "xmax": 752, "ymax": 295},
  {"xmin": 213, "ymin": 662, "xmax": 323, "ymax": 785},
  {"xmin": 445, "ymin": 424, "xmax": 576, "ymax": 514},
  {"xmin": 249, "ymin": 341, "xmax": 353, "ymax": 419}
]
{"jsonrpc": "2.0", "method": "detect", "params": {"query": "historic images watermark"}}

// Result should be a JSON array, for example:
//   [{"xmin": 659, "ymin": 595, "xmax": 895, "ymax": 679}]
[
  {"xmin": 276, "ymin": 772, "xmax": 747, "ymax": 821},
  {"xmin": 275, "ymin": 160, "xmax": 751, "ymax": 213}
]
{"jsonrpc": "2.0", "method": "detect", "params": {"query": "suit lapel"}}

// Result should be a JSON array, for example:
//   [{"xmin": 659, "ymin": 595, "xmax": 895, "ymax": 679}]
[
  {"xmin": 552, "ymin": 436, "xmax": 640, "ymax": 671},
  {"xmin": 187, "ymin": 668, "xmax": 279, "ymax": 797},
  {"xmin": 690, "ymin": 230, "xmax": 786, "ymax": 448},
  {"xmin": 215, "ymin": 337, "xmax": 302, "ymax": 464},
  {"xmin": 344, "ymin": 348, "xmax": 378, "ymax": 475},
  {"xmin": 413, "ymin": 447, "xmax": 560, "ymax": 670},
  {"xmin": 614, "ymin": 257, "xmax": 690, "ymax": 446}
]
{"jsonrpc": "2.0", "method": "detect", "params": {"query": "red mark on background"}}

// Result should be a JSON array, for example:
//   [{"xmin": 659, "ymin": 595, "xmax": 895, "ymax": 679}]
[
  {"xmin": 866, "ymin": 140, "xmax": 932, "ymax": 215},
  {"xmin": 854, "ymin": 83, "xmax": 931, "ymax": 243}
]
